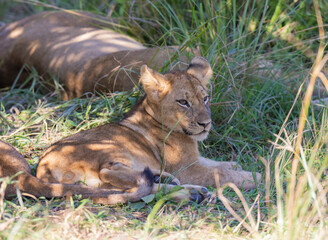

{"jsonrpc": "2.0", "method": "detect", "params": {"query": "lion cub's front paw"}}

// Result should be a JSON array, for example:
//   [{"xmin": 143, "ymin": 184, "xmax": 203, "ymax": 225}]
[
  {"xmin": 169, "ymin": 185, "xmax": 211, "ymax": 203},
  {"xmin": 238, "ymin": 171, "xmax": 262, "ymax": 189},
  {"xmin": 189, "ymin": 187, "xmax": 209, "ymax": 203}
]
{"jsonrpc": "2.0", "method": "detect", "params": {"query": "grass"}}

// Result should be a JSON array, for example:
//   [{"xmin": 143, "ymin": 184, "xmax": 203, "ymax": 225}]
[{"xmin": 1, "ymin": 0, "xmax": 328, "ymax": 239}]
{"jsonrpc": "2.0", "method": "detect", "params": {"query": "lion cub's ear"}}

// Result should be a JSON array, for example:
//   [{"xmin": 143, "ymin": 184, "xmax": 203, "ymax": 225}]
[
  {"xmin": 187, "ymin": 57, "xmax": 213, "ymax": 87},
  {"xmin": 140, "ymin": 65, "xmax": 170, "ymax": 101}
]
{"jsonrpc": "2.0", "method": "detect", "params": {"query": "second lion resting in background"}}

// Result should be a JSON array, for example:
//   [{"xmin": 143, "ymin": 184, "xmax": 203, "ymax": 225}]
[{"xmin": 0, "ymin": 11, "xmax": 198, "ymax": 100}]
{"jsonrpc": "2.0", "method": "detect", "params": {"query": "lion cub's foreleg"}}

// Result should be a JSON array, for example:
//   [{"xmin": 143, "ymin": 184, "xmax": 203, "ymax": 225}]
[
  {"xmin": 199, "ymin": 156, "xmax": 242, "ymax": 171},
  {"xmin": 177, "ymin": 161, "xmax": 261, "ymax": 190},
  {"xmin": 199, "ymin": 157, "xmax": 261, "ymax": 189}
]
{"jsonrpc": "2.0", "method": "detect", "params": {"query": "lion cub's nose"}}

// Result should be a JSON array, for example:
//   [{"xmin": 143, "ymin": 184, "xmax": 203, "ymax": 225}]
[{"xmin": 197, "ymin": 120, "xmax": 211, "ymax": 129}]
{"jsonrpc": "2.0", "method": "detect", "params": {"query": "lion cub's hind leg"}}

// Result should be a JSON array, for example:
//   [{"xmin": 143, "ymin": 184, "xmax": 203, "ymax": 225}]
[
  {"xmin": 100, "ymin": 164, "xmax": 210, "ymax": 204},
  {"xmin": 92, "ymin": 167, "xmax": 154, "ymax": 205},
  {"xmin": 99, "ymin": 164, "xmax": 140, "ymax": 191},
  {"xmin": 37, "ymin": 164, "xmax": 103, "ymax": 188}
]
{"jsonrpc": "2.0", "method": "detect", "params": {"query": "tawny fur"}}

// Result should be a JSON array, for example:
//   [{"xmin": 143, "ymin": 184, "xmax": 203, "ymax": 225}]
[
  {"xmin": 0, "ymin": 140, "xmax": 154, "ymax": 204},
  {"xmin": 34, "ymin": 57, "xmax": 261, "ymax": 202},
  {"xmin": 0, "ymin": 11, "xmax": 199, "ymax": 100}
]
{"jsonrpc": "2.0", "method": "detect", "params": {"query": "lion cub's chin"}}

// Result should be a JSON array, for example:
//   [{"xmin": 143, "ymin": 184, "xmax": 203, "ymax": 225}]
[{"xmin": 190, "ymin": 131, "xmax": 210, "ymax": 141}]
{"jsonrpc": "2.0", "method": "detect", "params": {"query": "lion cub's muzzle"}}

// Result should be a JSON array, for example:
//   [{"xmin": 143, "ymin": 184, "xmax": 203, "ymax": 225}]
[
  {"xmin": 197, "ymin": 120, "xmax": 211, "ymax": 132},
  {"xmin": 187, "ymin": 114, "xmax": 211, "ymax": 140},
  {"xmin": 196, "ymin": 111, "xmax": 212, "ymax": 132}
]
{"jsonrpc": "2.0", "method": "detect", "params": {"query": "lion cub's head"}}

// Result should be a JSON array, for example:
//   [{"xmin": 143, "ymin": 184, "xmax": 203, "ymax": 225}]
[{"xmin": 140, "ymin": 57, "xmax": 213, "ymax": 141}]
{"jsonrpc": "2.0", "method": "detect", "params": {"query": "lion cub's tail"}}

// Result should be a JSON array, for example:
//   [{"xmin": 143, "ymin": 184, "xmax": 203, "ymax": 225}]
[{"xmin": 0, "ymin": 140, "xmax": 153, "ymax": 204}]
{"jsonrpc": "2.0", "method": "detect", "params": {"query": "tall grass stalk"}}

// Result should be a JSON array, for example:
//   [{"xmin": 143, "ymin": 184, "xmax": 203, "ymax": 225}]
[
  {"xmin": 273, "ymin": 123, "xmax": 328, "ymax": 239},
  {"xmin": 288, "ymin": 0, "xmax": 328, "ymax": 237}
]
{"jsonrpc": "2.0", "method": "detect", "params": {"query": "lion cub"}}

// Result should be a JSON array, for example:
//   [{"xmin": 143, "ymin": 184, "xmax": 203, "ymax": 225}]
[{"xmin": 36, "ymin": 57, "xmax": 261, "ymax": 202}]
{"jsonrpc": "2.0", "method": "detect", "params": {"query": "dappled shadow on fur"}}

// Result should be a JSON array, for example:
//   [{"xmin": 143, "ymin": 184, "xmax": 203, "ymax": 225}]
[
  {"xmin": 0, "ymin": 11, "xmax": 199, "ymax": 99},
  {"xmin": 0, "ymin": 140, "xmax": 153, "ymax": 204}
]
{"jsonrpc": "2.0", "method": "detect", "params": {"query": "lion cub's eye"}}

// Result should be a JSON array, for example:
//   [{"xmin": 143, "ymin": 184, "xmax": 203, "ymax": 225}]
[
  {"xmin": 177, "ymin": 99, "xmax": 190, "ymax": 108},
  {"xmin": 204, "ymin": 96, "xmax": 209, "ymax": 104}
]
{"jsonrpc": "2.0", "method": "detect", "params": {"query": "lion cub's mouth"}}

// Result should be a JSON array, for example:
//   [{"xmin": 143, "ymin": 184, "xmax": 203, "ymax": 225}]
[{"xmin": 183, "ymin": 128, "xmax": 208, "ymax": 136}]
